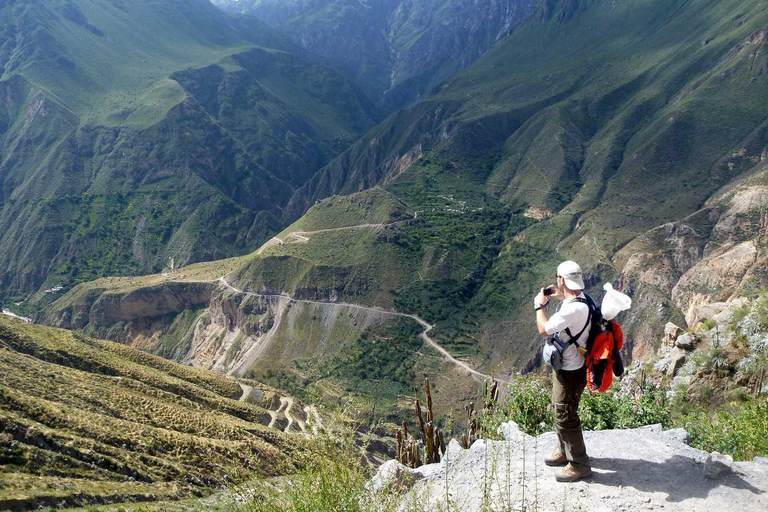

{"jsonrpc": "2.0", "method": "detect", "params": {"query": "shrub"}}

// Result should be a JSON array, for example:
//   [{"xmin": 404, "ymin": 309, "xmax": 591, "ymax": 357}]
[
  {"xmin": 498, "ymin": 376, "xmax": 553, "ymax": 436},
  {"xmin": 683, "ymin": 399, "xmax": 768, "ymax": 461},
  {"xmin": 490, "ymin": 375, "xmax": 670, "ymax": 437}
]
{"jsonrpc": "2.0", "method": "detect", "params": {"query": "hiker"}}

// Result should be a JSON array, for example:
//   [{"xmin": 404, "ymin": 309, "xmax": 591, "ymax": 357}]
[{"xmin": 533, "ymin": 260, "xmax": 593, "ymax": 482}]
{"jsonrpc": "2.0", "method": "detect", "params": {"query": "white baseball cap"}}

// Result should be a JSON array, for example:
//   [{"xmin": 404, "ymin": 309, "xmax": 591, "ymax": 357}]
[{"xmin": 557, "ymin": 260, "xmax": 584, "ymax": 290}]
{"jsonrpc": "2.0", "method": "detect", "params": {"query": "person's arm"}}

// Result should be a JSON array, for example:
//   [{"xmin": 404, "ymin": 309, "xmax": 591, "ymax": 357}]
[
  {"xmin": 535, "ymin": 287, "xmax": 568, "ymax": 336},
  {"xmin": 534, "ymin": 288, "xmax": 551, "ymax": 336}
]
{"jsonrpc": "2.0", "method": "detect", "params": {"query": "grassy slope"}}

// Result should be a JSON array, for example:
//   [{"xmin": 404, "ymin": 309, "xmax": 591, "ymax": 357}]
[
  {"xmin": 37, "ymin": 1, "xmax": 768, "ymax": 402},
  {"xmin": 0, "ymin": 316, "xmax": 303, "ymax": 509},
  {"xmin": 280, "ymin": 0, "xmax": 768, "ymax": 369},
  {"xmin": 0, "ymin": 0, "xmax": 378, "ymax": 305}
]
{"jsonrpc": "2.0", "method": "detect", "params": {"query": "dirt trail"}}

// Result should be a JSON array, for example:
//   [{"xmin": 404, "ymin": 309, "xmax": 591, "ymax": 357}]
[
  {"xmin": 280, "ymin": 396, "xmax": 305, "ymax": 433},
  {"xmin": 218, "ymin": 278, "xmax": 510, "ymax": 385},
  {"xmin": 237, "ymin": 382, "xmax": 253, "ymax": 402},
  {"xmin": 218, "ymin": 216, "xmax": 512, "ymax": 386},
  {"xmin": 262, "ymin": 218, "xmax": 414, "ymax": 248}
]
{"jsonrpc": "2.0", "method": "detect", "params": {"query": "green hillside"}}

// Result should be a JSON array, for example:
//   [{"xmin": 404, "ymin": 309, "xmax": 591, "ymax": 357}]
[
  {"xmin": 283, "ymin": 0, "xmax": 768, "ymax": 367},
  {"xmin": 0, "ymin": 0, "xmax": 378, "ymax": 307},
  {"xmin": 0, "ymin": 315, "xmax": 303, "ymax": 510}
]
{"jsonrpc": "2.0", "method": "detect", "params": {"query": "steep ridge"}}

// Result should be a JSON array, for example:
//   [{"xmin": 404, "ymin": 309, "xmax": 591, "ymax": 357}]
[
  {"xmin": 213, "ymin": 0, "xmax": 539, "ymax": 109},
  {"xmin": 0, "ymin": 0, "xmax": 378, "ymax": 305},
  {"xmin": 282, "ymin": 0, "xmax": 768, "ymax": 364}
]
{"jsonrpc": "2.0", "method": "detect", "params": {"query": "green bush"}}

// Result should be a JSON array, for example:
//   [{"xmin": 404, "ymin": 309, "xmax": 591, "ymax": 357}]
[
  {"xmin": 492, "ymin": 376, "xmax": 671, "ymax": 436},
  {"xmin": 499, "ymin": 376, "xmax": 553, "ymax": 436},
  {"xmin": 683, "ymin": 399, "xmax": 768, "ymax": 461}
]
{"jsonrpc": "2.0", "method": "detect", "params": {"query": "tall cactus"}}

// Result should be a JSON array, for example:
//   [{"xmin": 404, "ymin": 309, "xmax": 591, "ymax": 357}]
[
  {"xmin": 396, "ymin": 378, "xmax": 446, "ymax": 467},
  {"xmin": 398, "ymin": 378, "xmax": 502, "ymax": 462}
]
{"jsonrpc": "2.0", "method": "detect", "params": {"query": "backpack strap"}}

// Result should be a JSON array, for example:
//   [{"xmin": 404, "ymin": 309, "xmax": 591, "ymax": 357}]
[{"xmin": 563, "ymin": 296, "xmax": 593, "ymax": 351}]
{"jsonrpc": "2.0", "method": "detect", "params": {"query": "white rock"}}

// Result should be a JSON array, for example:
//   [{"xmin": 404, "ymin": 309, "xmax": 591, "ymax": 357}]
[
  {"xmin": 367, "ymin": 459, "xmax": 423, "ymax": 494},
  {"xmin": 675, "ymin": 332, "xmax": 698, "ymax": 350},
  {"xmin": 667, "ymin": 347, "xmax": 688, "ymax": 378}
]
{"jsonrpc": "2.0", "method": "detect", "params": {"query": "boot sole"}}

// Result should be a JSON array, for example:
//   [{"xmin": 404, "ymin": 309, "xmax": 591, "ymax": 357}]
[
  {"xmin": 545, "ymin": 460, "xmax": 568, "ymax": 467},
  {"xmin": 555, "ymin": 470, "xmax": 593, "ymax": 482}
]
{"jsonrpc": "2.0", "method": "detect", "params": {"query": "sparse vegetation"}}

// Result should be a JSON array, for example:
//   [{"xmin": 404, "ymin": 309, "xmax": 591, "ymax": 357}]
[{"xmin": 0, "ymin": 317, "xmax": 304, "ymax": 509}]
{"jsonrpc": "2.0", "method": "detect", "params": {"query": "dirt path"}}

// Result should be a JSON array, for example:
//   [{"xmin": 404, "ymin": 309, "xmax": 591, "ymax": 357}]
[
  {"xmin": 261, "ymin": 218, "xmax": 414, "ymax": 248},
  {"xmin": 280, "ymin": 396, "xmax": 306, "ymax": 433},
  {"xmin": 237, "ymin": 382, "xmax": 253, "ymax": 402},
  {"xmin": 218, "ymin": 278, "xmax": 510, "ymax": 385}
]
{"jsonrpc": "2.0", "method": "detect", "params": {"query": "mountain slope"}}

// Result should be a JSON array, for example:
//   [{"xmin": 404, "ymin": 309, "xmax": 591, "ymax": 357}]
[
  {"xmin": 283, "ymin": 0, "xmax": 768, "ymax": 362},
  {"xmin": 213, "ymin": 0, "xmax": 539, "ymax": 109},
  {"xmin": 0, "ymin": 315, "xmax": 302, "ymax": 510},
  {"xmin": 0, "ymin": 0, "xmax": 378, "ymax": 305},
  {"xmin": 37, "ymin": 0, "xmax": 768, "ymax": 394}
]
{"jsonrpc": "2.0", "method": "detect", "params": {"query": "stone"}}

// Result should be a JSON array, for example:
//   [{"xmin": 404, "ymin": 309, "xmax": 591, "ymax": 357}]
[
  {"xmin": 662, "ymin": 428, "xmax": 690, "ymax": 444},
  {"xmin": 367, "ymin": 459, "xmax": 423, "ymax": 494},
  {"xmin": 663, "ymin": 322, "xmax": 684, "ymax": 348},
  {"xmin": 675, "ymin": 332, "xmax": 698, "ymax": 350},
  {"xmin": 694, "ymin": 302, "xmax": 729, "ymax": 323},
  {"xmin": 497, "ymin": 420, "xmax": 525, "ymax": 442},
  {"xmin": 374, "ymin": 423, "xmax": 768, "ymax": 511},
  {"xmin": 667, "ymin": 347, "xmax": 688, "ymax": 378}
]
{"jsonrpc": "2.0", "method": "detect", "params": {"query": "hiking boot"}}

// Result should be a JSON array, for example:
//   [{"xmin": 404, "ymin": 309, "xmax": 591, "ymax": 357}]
[
  {"xmin": 555, "ymin": 463, "xmax": 593, "ymax": 482},
  {"xmin": 544, "ymin": 451, "xmax": 567, "ymax": 466}
]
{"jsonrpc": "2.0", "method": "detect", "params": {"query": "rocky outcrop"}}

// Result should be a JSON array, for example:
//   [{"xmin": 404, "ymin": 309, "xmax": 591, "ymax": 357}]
[
  {"xmin": 42, "ymin": 282, "xmax": 214, "ymax": 331},
  {"xmin": 615, "ymin": 165, "xmax": 768, "ymax": 357},
  {"xmin": 371, "ymin": 422, "xmax": 768, "ymax": 511}
]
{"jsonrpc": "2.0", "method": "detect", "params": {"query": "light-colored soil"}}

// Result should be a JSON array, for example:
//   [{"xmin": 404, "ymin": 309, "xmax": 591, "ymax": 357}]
[
  {"xmin": 218, "ymin": 278, "xmax": 509, "ymax": 385},
  {"xmin": 372, "ymin": 422, "xmax": 768, "ymax": 511}
]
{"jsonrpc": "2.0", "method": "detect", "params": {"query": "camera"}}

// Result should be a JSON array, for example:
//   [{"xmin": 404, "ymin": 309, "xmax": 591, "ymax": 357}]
[{"xmin": 544, "ymin": 287, "xmax": 555, "ymax": 296}]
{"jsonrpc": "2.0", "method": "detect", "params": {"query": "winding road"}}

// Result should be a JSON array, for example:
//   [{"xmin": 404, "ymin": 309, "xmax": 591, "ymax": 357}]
[{"xmin": 218, "ymin": 278, "xmax": 511, "ymax": 385}]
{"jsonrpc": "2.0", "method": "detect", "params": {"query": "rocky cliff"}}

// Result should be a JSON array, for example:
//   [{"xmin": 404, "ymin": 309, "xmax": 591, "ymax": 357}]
[{"xmin": 370, "ymin": 422, "xmax": 768, "ymax": 511}]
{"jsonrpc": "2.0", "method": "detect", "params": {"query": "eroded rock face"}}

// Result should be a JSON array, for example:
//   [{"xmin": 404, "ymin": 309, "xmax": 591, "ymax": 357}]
[
  {"xmin": 370, "ymin": 422, "xmax": 768, "ymax": 511},
  {"xmin": 41, "ymin": 282, "xmax": 214, "ymax": 330},
  {"xmin": 615, "ymin": 168, "xmax": 768, "ymax": 357}
]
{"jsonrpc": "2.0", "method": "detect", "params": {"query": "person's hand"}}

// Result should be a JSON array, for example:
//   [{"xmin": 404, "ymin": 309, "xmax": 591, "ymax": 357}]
[
  {"xmin": 534, "ymin": 288, "xmax": 549, "ymax": 309},
  {"xmin": 547, "ymin": 285, "xmax": 565, "ymax": 301}
]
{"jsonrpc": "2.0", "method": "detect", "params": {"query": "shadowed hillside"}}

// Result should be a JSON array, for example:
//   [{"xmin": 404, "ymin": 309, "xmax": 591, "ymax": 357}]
[{"xmin": 0, "ymin": 0, "xmax": 378, "ymax": 306}]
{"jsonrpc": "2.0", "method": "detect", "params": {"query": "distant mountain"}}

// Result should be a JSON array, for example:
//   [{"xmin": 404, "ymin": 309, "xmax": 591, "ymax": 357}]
[
  {"xmin": 282, "ymin": 0, "xmax": 768, "ymax": 364},
  {"xmin": 0, "ymin": 0, "xmax": 378, "ymax": 304},
  {"xmin": 212, "ymin": 0, "xmax": 539, "ymax": 110},
  {"xmin": 37, "ymin": 0, "xmax": 768, "ymax": 403}
]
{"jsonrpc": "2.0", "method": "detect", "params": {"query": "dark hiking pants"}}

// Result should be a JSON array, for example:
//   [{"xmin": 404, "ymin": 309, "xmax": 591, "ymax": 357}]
[{"xmin": 552, "ymin": 365, "xmax": 590, "ymax": 469}]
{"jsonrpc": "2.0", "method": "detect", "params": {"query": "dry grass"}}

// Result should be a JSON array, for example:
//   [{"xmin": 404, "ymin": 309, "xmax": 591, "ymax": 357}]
[{"xmin": 0, "ymin": 317, "xmax": 304, "ymax": 509}]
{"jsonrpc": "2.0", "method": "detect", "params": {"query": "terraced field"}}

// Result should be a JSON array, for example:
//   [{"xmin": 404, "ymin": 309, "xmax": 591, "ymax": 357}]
[{"xmin": 0, "ymin": 316, "xmax": 308, "ymax": 510}]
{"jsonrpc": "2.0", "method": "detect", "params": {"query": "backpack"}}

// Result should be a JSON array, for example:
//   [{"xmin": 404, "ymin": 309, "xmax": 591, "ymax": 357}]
[{"xmin": 542, "ymin": 293, "xmax": 625, "ymax": 392}]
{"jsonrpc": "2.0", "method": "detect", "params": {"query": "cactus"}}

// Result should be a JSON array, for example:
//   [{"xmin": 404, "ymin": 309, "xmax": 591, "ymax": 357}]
[
  {"xmin": 396, "ymin": 378, "xmax": 446, "ymax": 467},
  {"xmin": 398, "ymin": 378, "xmax": 502, "ymax": 461}
]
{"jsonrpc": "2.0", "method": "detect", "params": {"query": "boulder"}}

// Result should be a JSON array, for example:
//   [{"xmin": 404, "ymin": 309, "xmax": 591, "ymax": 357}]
[
  {"xmin": 675, "ymin": 332, "xmax": 698, "ymax": 350},
  {"xmin": 663, "ymin": 322, "xmax": 684, "ymax": 350},
  {"xmin": 667, "ymin": 347, "xmax": 688, "ymax": 378},
  {"xmin": 694, "ymin": 302, "xmax": 729, "ymax": 323},
  {"xmin": 367, "ymin": 459, "xmax": 423, "ymax": 494}
]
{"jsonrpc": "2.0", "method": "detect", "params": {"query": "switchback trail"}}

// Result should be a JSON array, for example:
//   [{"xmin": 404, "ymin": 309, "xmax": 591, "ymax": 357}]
[
  {"xmin": 218, "ymin": 278, "xmax": 511, "ymax": 386},
  {"xmin": 237, "ymin": 382, "xmax": 253, "ymax": 402}
]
